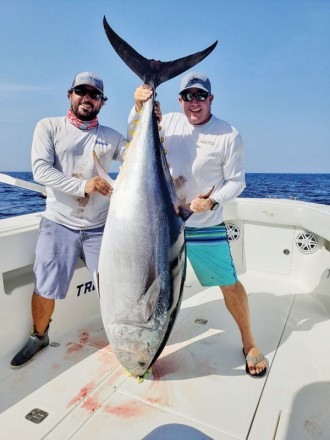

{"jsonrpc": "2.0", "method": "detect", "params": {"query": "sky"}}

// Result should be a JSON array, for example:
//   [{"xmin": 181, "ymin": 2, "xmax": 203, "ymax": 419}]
[{"xmin": 0, "ymin": 0, "xmax": 329, "ymax": 173}]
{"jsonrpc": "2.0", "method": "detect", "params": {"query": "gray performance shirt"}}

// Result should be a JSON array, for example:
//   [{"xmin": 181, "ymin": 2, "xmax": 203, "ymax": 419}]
[{"xmin": 31, "ymin": 116, "xmax": 127, "ymax": 229}]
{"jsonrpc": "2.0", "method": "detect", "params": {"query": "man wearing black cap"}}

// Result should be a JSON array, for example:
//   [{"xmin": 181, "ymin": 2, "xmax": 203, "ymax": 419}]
[
  {"xmin": 10, "ymin": 72, "xmax": 127, "ymax": 369},
  {"xmin": 132, "ymin": 72, "xmax": 268, "ymax": 378}
]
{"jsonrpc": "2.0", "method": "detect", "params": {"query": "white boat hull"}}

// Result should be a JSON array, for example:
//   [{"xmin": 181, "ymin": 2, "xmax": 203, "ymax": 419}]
[{"xmin": 1, "ymin": 198, "xmax": 329, "ymax": 439}]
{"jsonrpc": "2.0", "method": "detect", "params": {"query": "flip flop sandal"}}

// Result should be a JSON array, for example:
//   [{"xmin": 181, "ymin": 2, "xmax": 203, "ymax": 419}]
[{"xmin": 243, "ymin": 348, "xmax": 268, "ymax": 378}]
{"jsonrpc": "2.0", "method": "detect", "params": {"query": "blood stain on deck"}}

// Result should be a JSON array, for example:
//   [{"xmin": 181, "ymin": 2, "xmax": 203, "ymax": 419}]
[
  {"xmin": 103, "ymin": 401, "xmax": 144, "ymax": 418},
  {"xmin": 67, "ymin": 382, "xmax": 95, "ymax": 407}
]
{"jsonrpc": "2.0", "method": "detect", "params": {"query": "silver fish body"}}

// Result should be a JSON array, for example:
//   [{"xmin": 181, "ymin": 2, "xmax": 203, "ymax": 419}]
[
  {"xmin": 99, "ymin": 18, "xmax": 217, "ymax": 377},
  {"xmin": 99, "ymin": 99, "xmax": 186, "ymax": 376}
]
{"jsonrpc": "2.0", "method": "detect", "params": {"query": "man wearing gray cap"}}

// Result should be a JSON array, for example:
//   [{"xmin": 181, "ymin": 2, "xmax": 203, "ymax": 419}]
[
  {"xmin": 11, "ymin": 72, "xmax": 127, "ymax": 369},
  {"xmin": 132, "ymin": 72, "xmax": 267, "ymax": 378}
]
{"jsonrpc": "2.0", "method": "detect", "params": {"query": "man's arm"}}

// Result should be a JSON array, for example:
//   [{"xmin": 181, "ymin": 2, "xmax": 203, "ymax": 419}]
[{"xmin": 190, "ymin": 134, "xmax": 246, "ymax": 213}]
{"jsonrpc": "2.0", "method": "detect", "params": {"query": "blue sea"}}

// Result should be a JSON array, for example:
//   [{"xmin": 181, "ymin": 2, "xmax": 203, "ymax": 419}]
[{"xmin": 0, "ymin": 172, "xmax": 329, "ymax": 220}]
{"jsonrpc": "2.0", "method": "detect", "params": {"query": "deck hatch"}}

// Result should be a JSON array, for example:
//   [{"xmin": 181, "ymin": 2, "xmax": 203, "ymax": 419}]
[
  {"xmin": 194, "ymin": 318, "xmax": 208, "ymax": 325},
  {"xmin": 25, "ymin": 408, "xmax": 49, "ymax": 424}
]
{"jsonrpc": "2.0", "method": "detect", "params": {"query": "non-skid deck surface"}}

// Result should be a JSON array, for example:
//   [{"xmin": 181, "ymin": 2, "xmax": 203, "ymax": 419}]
[{"xmin": 1, "ymin": 273, "xmax": 330, "ymax": 439}]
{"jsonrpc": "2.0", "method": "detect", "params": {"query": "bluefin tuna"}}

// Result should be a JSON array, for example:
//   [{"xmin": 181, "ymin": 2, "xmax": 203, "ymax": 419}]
[{"xmin": 97, "ymin": 17, "xmax": 217, "ymax": 377}]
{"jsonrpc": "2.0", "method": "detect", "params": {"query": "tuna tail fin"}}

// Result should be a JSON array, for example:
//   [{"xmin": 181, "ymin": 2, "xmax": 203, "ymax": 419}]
[{"xmin": 103, "ymin": 16, "xmax": 218, "ymax": 88}]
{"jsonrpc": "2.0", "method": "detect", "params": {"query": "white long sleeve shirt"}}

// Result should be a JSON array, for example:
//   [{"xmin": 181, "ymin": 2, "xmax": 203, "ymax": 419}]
[
  {"xmin": 129, "ymin": 110, "xmax": 246, "ymax": 227},
  {"xmin": 31, "ymin": 116, "xmax": 127, "ymax": 229}
]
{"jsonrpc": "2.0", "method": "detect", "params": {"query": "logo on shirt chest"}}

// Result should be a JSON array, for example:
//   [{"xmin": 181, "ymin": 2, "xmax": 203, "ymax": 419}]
[
  {"xmin": 198, "ymin": 139, "xmax": 215, "ymax": 146},
  {"xmin": 95, "ymin": 138, "xmax": 109, "ymax": 150}
]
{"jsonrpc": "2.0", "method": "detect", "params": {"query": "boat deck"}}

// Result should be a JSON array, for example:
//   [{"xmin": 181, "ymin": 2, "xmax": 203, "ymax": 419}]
[{"xmin": 1, "ymin": 269, "xmax": 330, "ymax": 439}]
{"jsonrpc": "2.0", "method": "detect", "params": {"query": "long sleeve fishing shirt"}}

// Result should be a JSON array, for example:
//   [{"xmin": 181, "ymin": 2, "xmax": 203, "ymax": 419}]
[
  {"xmin": 31, "ymin": 117, "xmax": 127, "ymax": 229},
  {"xmin": 128, "ymin": 109, "xmax": 245, "ymax": 227}
]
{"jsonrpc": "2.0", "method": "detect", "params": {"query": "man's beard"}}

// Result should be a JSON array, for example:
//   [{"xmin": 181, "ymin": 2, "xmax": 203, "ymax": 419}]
[{"xmin": 71, "ymin": 102, "xmax": 99, "ymax": 121}]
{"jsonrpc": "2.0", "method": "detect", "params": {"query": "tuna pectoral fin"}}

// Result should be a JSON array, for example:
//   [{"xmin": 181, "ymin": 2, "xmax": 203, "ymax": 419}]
[
  {"xmin": 137, "ymin": 275, "xmax": 161, "ymax": 322},
  {"xmin": 103, "ymin": 16, "xmax": 218, "ymax": 88},
  {"xmin": 93, "ymin": 151, "xmax": 116, "ymax": 187}
]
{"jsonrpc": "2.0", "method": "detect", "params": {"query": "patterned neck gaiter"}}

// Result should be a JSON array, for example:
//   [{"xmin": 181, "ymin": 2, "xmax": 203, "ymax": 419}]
[{"xmin": 67, "ymin": 108, "xmax": 98, "ymax": 130}]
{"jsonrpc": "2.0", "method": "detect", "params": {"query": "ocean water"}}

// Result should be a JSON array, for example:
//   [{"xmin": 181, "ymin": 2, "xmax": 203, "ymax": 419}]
[
  {"xmin": 0, "ymin": 172, "xmax": 329, "ymax": 220},
  {"xmin": 242, "ymin": 173, "xmax": 330, "ymax": 205}
]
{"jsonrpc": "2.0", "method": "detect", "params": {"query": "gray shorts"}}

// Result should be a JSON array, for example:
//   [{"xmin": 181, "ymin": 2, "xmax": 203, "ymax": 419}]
[{"xmin": 33, "ymin": 217, "xmax": 104, "ymax": 299}]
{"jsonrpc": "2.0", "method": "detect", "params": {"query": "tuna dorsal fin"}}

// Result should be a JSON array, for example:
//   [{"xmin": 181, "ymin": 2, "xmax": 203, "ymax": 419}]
[{"xmin": 103, "ymin": 16, "xmax": 218, "ymax": 89}]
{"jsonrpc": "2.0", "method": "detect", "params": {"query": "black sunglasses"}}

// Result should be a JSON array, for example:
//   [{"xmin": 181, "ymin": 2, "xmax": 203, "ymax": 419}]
[
  {"xmin": 73, "ymin": 87, "xmax": 103, "ymax": 100},
  {"xmin": 180, "ymin": 91, "xmax": 210, "ymax": 102}
]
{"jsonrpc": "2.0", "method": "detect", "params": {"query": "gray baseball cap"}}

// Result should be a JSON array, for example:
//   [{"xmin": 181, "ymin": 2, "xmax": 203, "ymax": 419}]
[
  {"xmin": 179, "ymin": 72, "xmax": 211, "ymax": 94},
  {"xmin": 71, "ymin": 72, "xmax": 104, "ymax": 94}
]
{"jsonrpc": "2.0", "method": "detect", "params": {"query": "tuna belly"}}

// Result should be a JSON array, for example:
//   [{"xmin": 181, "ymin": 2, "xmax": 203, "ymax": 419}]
[{"xmin": 110, "ymin": 322, "xmax": 164, "ymax": 377}]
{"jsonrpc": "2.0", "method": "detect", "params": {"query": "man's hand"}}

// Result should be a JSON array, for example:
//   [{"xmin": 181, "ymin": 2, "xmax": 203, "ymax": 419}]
[
  {"xmin": 134, "ymin": 84, "xmax": 163, "ymax": 123},
  {"xmin": 134, "ymin": 84, "xmax": 153, "ymax": 111},
  {"xmin": 190, "ymin": 193, "xmax": 215, "ymax": 213},
  {"xmin": 84, "ymin": 176, "xmax": 113, "ymax": 196}
]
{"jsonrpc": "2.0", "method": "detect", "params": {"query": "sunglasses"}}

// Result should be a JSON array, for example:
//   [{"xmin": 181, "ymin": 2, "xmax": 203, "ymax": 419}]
[
  {"xmin": 73, "ymin": 87, "xmax": 103, "ymax": 100},
  {"xmin": 180, "ymin": 91, "xmax": 210, "ymax": 102}
]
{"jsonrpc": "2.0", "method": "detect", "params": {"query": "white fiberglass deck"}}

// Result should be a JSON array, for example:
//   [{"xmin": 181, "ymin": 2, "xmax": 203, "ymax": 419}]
[{"xmin": 1, "ymin": 267, "xmax": 330, "ymax": 439}]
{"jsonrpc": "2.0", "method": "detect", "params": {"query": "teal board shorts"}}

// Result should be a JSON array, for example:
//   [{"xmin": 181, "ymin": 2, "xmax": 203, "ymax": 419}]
[
  {"xmin": 33, "ymin": 217, "xmax": 104, "ymax": 299},
  {"xmin": 185, "ymin": 223, "xmax": 238, "ymax": 287}
]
